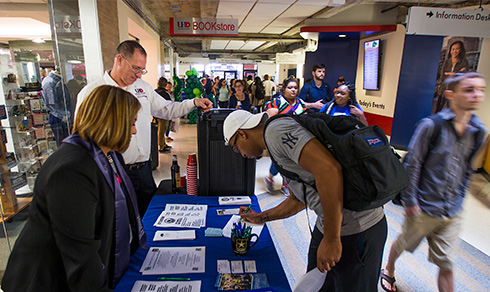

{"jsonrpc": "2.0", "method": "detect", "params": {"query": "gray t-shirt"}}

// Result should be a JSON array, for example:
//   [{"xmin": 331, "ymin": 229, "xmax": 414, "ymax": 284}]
[{"xmin": 265, "ymin": 117, "xmax": 384, "ymax": 236}]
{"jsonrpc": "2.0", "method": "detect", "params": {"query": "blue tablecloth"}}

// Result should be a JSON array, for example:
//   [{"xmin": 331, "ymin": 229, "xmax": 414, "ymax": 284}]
[{"xmin": 115, "ymin": 195, "xmax": 291, "ymax": 292}]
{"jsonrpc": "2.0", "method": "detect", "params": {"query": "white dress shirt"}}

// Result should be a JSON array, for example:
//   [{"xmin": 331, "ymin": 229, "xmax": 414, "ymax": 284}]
[{"xmin": 76, "ymin": 72, "xmax": 196, "ymax": 164}]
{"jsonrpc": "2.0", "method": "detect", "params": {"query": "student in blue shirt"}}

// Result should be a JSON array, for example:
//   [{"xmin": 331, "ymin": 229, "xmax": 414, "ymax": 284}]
[
  {"xmin": 320, "ymin": 82, "xmax": 368, "ymax": 126},
  {"xmin": 297, "ymin": 64, "xmax": 334, "ymax": 112}
]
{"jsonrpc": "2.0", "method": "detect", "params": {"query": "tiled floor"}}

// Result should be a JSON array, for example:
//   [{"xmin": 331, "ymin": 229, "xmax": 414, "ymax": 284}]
[
  {"xmin": 154, "ymin": 120, "xmax": 490, "ymax": 256},
  {"xmin": 1, "ymin": 118, "xmax": 489, "ymax": 290}
]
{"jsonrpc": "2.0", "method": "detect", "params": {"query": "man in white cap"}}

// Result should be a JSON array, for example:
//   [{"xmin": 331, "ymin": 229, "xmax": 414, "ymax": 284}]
[{"xmin": 224, "ymin": 110, "xmax": 387, "ymax": 291}]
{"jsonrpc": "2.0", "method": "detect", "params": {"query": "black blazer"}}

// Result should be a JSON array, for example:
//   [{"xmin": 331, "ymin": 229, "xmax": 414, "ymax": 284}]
[{"xmin": 2, "ymin": 143, "xmax": 116, "ymax": 292}]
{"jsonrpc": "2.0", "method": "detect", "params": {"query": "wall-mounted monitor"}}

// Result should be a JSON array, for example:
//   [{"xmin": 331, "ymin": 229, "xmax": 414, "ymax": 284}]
[{"xmin": 363, "ymin": 39, "xmax": 381, "ymax": 90}]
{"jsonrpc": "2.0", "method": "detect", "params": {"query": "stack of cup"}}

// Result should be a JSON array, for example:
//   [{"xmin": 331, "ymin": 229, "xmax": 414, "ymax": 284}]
[{"xmin": 186, "ymin": 153, "xmax": 198, "ymax": 196}]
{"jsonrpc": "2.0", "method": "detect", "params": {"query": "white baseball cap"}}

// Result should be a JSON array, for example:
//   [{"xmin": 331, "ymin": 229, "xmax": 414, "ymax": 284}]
[{"xmin": 223, "ymin": 110, "xmax": 268, "ymax": 145}]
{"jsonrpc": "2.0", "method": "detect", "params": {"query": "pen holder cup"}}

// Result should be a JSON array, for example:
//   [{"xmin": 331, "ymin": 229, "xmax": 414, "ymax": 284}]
[{"xmin": 231, "ymin": 233, "xmax": 259, "ymax": 256}]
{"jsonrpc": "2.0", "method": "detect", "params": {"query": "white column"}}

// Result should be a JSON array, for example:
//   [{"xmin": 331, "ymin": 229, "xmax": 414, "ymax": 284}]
[{"xmin": 78, "ymin": 0, "xmax": 104, "ymax": 83}]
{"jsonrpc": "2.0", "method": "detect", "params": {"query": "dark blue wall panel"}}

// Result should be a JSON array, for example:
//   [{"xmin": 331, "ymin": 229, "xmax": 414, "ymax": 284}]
[
  {"xmin": 304, "ymin": 33, "xmax": 359, "ymax": 88},
  {"xmin": 390, "ymin": 35, "xmax": 443, "ymax": 148}
]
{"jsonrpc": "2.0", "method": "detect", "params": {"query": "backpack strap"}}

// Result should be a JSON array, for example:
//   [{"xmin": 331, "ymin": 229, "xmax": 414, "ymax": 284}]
[
  {"xmin": 427, "ymin": 114, "xmax": 443, "ymax": 151},
  {"xmin": 324, "ymin": 101, "xmax": 334, "ymax": 114},
  {"xmin": 306, "ymin": 82, "xmax": 311, "ymax": 101},
  {"xmin": 263, "ymin": 114, "xmax": 303, "ymax": 183},
  {"xmin": 468, "ymin": 115, "xmax": 486, "ymax": 161}
]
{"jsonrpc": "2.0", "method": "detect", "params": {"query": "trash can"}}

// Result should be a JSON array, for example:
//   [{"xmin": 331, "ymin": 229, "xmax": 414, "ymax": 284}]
[{"xmin": 197, "ymin": 109, "xmax": 256, "ymax": 196}]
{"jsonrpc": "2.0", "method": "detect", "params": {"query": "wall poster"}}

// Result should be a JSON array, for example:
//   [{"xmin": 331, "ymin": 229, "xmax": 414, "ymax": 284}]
[{"xmin": 431, "ymin": 36, "xmax": 482, "ymax": 114}]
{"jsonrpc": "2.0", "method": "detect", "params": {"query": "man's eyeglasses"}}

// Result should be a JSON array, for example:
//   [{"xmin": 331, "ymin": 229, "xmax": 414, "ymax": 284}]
[
  {"xmin": 123, "ymin": 57, "xmax": 148, "ymax": 75},
  {"xmin": 231, "ymin": 133, "xmax": 240, "ymax": 154}
]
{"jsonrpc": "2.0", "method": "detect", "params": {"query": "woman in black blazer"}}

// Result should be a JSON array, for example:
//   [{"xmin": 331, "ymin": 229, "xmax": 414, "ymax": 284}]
[{"xmin": 2, "ymin": 85, "xmax": 146, "ymax": 291}]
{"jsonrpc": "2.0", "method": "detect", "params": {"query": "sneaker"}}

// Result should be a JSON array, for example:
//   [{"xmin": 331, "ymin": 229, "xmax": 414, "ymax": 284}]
[
  {"xmin": 280, "ymin": 185, "xmax": 290, "ymax": 197},
  {"xmin": 264, "ymin": 177, "xmax": 274, "ymax": 193},
  {"xmin": 158, "ymin": 145, "xmax": 172, "ymax": 153}
]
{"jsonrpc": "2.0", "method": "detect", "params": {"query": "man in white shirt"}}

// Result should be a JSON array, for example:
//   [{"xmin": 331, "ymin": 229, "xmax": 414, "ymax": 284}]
[
  {"xmin": 262, "ymin": 74, "xmax": 275, "ymax": 106},
  {"xmin": 76, "ymin": 40, "xmax": 213, "ymax": 215}
]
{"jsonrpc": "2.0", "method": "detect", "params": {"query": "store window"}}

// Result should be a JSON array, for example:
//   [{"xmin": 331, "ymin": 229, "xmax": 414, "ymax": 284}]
[{"xmin": 0, "ymin": 0, "xmax": 87, "ymax": 262}]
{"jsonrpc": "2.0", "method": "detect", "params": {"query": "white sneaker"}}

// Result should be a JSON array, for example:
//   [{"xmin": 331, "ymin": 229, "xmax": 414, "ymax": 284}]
[
  {"xmin": 264, "ymin": 177, "xmax": 274, "ymax": 193},
  {"xmin": 281, "ymin": 185, "xmax": 290, "ymax": 197}
]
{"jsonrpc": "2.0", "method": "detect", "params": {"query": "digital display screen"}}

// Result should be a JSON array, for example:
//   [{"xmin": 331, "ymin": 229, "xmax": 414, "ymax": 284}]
[{"xmin": 363, "ymin": 39, "xmax": 380, "ymax": 90}]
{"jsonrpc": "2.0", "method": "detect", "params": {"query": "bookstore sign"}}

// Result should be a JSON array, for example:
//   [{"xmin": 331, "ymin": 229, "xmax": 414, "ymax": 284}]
[
  {"xmin": 170, "ymin": 17, "xmax": 238, "ymax": 36},
  {"xmin": 407, "ymin": 7, "xmax": 490, "ymax": 37}
]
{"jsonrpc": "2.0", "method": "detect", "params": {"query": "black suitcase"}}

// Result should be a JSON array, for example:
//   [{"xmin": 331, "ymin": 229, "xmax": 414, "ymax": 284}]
[
  {"xmin": 197, "ymin": 109, "xmax": 256, "ymax": 196},
  {"xmin": 150, "ymin": 122, "xmax": 159, "ymax": 170}
]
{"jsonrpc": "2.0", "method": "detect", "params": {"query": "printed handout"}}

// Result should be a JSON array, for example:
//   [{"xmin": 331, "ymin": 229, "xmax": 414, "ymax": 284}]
[{"xmin": 140, "ymin": 246, "xmax": 206, "ymax": 275}]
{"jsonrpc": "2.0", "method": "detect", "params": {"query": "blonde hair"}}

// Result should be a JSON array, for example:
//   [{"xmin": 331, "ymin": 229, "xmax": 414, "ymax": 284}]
[{"xmin": 73, "ymin": 85, "xmax": 141, "ymax": 152}]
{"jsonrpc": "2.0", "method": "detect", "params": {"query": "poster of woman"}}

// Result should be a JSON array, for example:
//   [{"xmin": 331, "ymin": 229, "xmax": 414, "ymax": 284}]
[{"xmin": 431, "ymin": 36, "xmax": 481, "ymax": 114}]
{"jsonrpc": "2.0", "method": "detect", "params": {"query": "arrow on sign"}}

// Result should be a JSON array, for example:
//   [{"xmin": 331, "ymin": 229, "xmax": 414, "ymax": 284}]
[{"xmin": 426, "ymin": 11, "xmax": 434, "ymax": 18}]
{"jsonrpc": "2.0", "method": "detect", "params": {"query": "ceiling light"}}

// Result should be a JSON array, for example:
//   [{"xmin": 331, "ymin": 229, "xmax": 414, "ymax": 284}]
[
  {"xmin": 32, "ymin": 38, "xmax": 45, "ymax": 43},
  {"xmin": 339, "ymin": 34, "xmax": 347, "ymax": 38},
  {"xmin": 67, "ymin": 60, "xmax": 82, "ymax": 64}
]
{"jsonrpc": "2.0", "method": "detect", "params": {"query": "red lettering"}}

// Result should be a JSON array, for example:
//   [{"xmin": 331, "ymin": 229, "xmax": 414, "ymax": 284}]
[
  {"xmin": 185, "ymin": 22, "xmax": 190, "ymax": 28},
  {"xmin": 193, "ymin": 22, "xmax": 198, "ymax": 30}
]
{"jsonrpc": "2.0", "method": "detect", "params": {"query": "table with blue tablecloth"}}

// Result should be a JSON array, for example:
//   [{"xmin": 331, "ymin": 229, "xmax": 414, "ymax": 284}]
[{"xmin": 115, "ymin": 194, "xmax": 291, "ymax": 292}]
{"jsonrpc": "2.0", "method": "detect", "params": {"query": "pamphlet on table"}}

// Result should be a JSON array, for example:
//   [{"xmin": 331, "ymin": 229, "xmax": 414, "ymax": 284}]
[
  {"xmin": 152, "ymin": 230, "xmax": 196, "ymax": 241},
  {"xmin": 215, "ymin": 273, "xmax": 269, "ymax": 290},
  {"xmin": 154, "ymin": 204, "xmax": 207, "ymax": 228},
  {"xmin": 140, "ymin": 246, "xmax": 206, "ymax": 275},
  {"xmin": 218, "ymin": 196, "xmax": 251, "ymax": 205},
  {"xmin": 130, "ymin": 280, "xmax": 201, "ymax": 292}
]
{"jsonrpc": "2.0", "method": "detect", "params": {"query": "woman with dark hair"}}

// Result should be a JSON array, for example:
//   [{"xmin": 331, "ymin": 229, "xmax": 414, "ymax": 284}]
[
  {"xmin": 228, "ymin": 79, "xmax": 251, "ymax": 111},
  {"xmin": 441, "ymin": 40, "xmax": 468, "ymax": 80},
  {"xmin": 436, "ymin": 40, "xmax": 469, "ymax": 111},
  {"xmin": 263, "ymin": 78, "xmax": 307, "ymax": 195},
  {"xmin": 217, "ymin": 78, "xmax": 230, "ymax": 108},
  {"xmin": 2, "ymin": 85, "xmax": 146, "ymax": 291},
  {"xmin": 320, "ymin": 82, "xmax": 368, "ymax": 126}
]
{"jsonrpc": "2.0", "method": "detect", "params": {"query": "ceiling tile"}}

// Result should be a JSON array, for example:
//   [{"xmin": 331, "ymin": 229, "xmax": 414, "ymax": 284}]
[
  {"xmin": 226, "ymin": 40, "xmax": 246, "ymax": 50},
  {"xmin": 280, "ymin": 4, "xmax": 327, "ymax": 17},
  {"xmin": 210, "ymin": 40, "xmax": 230, "ymax": 50},
  {"xmin": 241, "ymin": 41, "xmax": 267, "ymax": 50},
  {"xmin": 269, "ymin": 17, "xmax": 304, "ymax": 27},
  {"xmin": 249, "ymin": 3, "xmax": 290, "ymax": 17},
  {"xmin": 217, "ymin": 2, "xmax": 255, "ymax": 17},
  {"xmin": 296, "ymin": 0, "xmax": 332, "ymax": 4},
  {"xmin": 239, "ymin": 25, "xmax": 266, "ymax": 34},
  {"xmin": 260, "ymin": 27, "xmax": 289, "ymax": 34},
  {"xmin": 258, "ymin": 0, "xmax": 295, "ymax": 3}
]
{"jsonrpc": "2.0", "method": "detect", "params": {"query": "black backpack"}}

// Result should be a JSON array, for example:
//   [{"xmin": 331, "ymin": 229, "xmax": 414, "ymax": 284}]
[
  {"xmin": 264, "ymin": 113, "xmax": 409, "ymax": 211},
  {"xmin": 254, "ymin": 83, "xmax": 265, "ymax": 100}
]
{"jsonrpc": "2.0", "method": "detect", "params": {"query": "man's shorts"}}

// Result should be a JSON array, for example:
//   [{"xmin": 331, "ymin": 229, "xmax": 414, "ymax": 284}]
[{"xmin": 392, "ymin": 211, "xmax": 462, "ymax": 270}]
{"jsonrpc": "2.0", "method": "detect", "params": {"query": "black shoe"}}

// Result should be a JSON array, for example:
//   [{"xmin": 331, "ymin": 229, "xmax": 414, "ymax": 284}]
[{"xmin": 159, "ymin": 145, "xmax": 172, "ymax": 153}]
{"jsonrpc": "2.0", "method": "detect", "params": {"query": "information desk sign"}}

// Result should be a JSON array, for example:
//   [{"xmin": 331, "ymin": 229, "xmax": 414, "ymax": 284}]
[{"xmin": 407, "ymin": 6, "xmax": 490, "ymax": 38}]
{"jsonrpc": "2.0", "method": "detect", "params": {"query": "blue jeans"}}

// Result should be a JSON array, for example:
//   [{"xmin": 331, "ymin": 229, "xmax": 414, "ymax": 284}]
[
  {"xmin": 269, "ymin": 162, "xmax": 279, "ymax": 176},
  {"xmin": 49, "ymin": 115, "xmax": 70, "ymax": 146}
]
